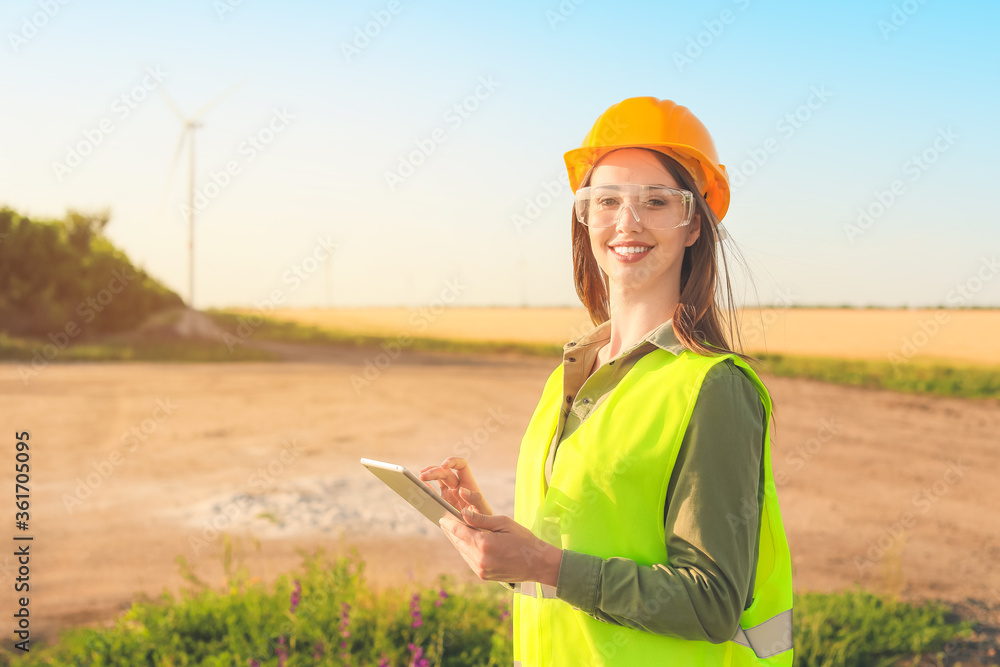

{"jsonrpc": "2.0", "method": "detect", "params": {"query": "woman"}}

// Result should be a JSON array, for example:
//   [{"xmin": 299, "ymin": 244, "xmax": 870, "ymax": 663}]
[{"xmin": 420, "ymin": 97, "xmax": 793, "ymax": 666}]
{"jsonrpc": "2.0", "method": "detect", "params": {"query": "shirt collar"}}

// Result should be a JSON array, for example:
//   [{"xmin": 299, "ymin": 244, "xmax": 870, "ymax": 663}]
[{"xmin": 563, "ymin": 317, "xmax": 688, "ymax": 357}]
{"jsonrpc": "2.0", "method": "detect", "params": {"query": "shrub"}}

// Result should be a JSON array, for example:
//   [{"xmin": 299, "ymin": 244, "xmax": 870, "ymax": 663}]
[{"xmin": 0, "ymin": 541, "xmax": 973, "ymax": 666}]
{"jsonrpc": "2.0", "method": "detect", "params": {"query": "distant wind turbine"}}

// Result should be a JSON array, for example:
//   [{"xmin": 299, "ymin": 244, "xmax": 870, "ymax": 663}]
[{"xmin": 158, "ymin": 82, "xmax": 244, "ymax": 309}]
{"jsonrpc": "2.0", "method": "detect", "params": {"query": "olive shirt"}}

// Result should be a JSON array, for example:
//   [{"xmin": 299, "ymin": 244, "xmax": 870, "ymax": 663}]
[{"xmin": 543, "ymin": 317, "xmax": 767, "ymax": 644}]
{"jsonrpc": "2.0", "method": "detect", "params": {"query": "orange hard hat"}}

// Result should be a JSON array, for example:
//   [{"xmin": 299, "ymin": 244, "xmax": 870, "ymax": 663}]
[{"xmin": 564, "ymin": 97, "xmax": 731, "ymax": 222}]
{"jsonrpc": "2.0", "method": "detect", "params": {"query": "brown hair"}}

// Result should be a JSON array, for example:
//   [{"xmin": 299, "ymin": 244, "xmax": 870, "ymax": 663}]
[{"xmin": 571, "ymin": 148, "xmax": 760, "ymax": 367}]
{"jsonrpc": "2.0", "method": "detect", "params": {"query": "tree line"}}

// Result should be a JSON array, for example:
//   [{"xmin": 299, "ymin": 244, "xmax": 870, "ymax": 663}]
[{"xmin": 0, "ymin": 205, "xmax": 183, "ymax": 339}]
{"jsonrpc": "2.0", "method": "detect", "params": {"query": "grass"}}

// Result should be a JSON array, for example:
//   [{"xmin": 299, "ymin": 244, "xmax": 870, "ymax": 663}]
[
  {"xmin": 3, "ymin": 309, "xmax": 997, "ymax": 400},
  {"xmin": 203, "ymin": 309, "xmax": 563, "ymax": 357},
  {"xmin": 207, "ymin": 309, "xmax": 1000, "ymax": 400},
  {"xmin": 748, "ymin": 353, "xmax": 1000, "ymax": 400},
  {"xmin": 0, "ymin": 330, "xmax": 279, "ymax": 363},
  {"xmin": 0, "ymin": 535, "xmax": 978, "ymax": 666}
]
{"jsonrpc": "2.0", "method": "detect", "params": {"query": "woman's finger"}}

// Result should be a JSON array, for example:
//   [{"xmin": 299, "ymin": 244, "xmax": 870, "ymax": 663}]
[
  {"xmin": 442, "ymin": 457, "xmax": 482, "ymax": 490},
  {"xmin": 420, "ymin": 467, "xmax": 460, "ymax": 488}
]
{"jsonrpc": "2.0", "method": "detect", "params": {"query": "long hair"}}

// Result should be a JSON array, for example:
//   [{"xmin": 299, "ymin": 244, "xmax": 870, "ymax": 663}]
[{"xmin": 571, "ymin": 148, "xmax": 760, "ymax": 367}]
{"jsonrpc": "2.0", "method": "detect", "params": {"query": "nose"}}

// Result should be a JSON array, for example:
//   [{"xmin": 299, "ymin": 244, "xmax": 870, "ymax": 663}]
[{"xmin": 614, "ymin": 202, "xmax": 642, "ymax": 231}]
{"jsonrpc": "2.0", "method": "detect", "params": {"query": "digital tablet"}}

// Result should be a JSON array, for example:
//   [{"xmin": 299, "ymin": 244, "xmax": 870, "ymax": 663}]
[{"xmin": 360, "ymin": 458, "xmax": 475, "ymax": 529}]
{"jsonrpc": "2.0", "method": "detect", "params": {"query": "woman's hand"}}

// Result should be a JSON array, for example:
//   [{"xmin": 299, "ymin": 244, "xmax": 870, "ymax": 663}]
[
  {"xmin": 439, "ymin": 508, "xmax": 564, "ymax": 586},
  {"xmin": 419, "ymin": 457, "xmax": 493, "ymax": 516}
]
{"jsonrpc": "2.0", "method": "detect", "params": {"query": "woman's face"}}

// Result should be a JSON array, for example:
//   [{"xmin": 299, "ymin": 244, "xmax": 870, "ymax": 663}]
[{"xmin": 586, "ymin": 148, "xmax": 701, "ymax": 295}]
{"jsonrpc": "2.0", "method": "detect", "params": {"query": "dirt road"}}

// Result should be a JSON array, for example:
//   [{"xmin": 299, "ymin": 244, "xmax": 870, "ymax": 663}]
[{"xmin": 2, "ymin": 341, "xmax": 998, "ymax": 647}]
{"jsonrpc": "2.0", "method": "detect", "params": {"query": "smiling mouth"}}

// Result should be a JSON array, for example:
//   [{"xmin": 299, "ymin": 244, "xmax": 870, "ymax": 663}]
[{"xmin": 610, "ymin": 245, "xmax": 652, "ymax": 257}]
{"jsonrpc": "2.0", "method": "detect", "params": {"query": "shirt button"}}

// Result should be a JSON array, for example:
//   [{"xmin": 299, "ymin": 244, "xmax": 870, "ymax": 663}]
[
  {"xmin": 581, "ymin": 398, "xmax": 590, "ymax": 404},
  {"xmin": 568, "ymin": 357, "xmax": 576, "ymax": 362},
  {"xmin": 567, "ymin": 342, "xmax": 576, "ymax": 347},
  {"xmin": 566, "ymin": 396, "xmax": 572, "ymax": 403}
]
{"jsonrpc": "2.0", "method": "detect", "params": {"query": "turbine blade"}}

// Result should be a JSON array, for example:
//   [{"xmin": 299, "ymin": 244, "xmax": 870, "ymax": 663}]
[
  {"xmin": 190, "ymin": 79, "xmax": 247, "ymax": 122},
  {"xmin": 158, "ymin": 85, "xmax": 186, "ymax": 122}
]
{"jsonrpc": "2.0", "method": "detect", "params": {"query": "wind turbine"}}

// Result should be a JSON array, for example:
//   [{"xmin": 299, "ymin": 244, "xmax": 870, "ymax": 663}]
[{"xmin": 159, "ymin": 82, "xmax": 243, "ymax": 309}]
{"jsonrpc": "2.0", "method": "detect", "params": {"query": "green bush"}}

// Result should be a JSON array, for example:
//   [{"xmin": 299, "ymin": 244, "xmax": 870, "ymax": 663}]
[
  {"xmin": 0, "ymin": 541, "xmax": 974, "ymax": 666},
  {"xmin": 0, "ymin": 206, "xmax": 183, "ymax": 338},
  {"xmin": 792, "ymin": 586, "xmax": 975, "ymax": 666},
  {"xmin": 1, "ymin": 540, "xmax": 513, "ymax": 666}
]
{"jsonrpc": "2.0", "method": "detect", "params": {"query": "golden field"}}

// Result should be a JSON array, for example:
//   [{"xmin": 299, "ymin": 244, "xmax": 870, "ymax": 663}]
[{"xmin": 235, "ymin": 307, "xmax": 1000, "ymax": 365}]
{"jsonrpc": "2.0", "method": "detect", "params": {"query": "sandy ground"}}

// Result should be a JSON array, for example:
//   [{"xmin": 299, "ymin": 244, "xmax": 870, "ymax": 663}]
[
  {"xmin": 1, "ymin": 338, "xmax": 999, "ymax": 650},
  {"xmin": 249, "ymin": 306, "xmax": 1000, "ymax": 365}
]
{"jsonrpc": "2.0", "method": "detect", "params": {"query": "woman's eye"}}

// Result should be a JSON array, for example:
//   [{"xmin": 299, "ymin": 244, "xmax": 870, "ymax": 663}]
[
  {"xmin": 596, "ymin": 197, "xmax": 620, "ymax": 207},
  {"xmin": 643, "ymin": 198, "xmax": 667, "ymax": 208}
]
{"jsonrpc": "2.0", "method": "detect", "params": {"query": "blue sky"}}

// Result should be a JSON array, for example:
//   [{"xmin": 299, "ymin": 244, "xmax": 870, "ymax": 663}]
[{"xmin": 1, "ymin": 0, "xmax": 997, "ymax": 309}]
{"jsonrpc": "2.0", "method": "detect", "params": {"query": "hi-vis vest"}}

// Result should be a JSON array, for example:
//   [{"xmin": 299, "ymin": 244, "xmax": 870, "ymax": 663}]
[{"xmin": 512, "ymin": 347, "xmax": 794, "ymax": 666}]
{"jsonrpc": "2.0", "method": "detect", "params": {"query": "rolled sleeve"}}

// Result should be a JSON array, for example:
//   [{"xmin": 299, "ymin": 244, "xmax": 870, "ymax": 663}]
[
  {"xmin": 555, "ymin": 548, "xmax": 603, "ymax": 613},
  {"xmin": 552, "ymin": 359, "xmax": 766, "ymax": 643}
]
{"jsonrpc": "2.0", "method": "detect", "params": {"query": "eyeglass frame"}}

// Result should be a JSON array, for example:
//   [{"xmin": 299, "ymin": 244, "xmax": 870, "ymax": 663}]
[{"xmin": 573, "ymin": 182, "xmax": 697, "ymax": 230}]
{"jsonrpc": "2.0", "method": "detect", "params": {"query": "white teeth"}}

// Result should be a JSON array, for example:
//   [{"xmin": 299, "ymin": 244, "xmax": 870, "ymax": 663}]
[{"xmin": 612, "ymin": 246, "xmax": 650, "ymax": 255}]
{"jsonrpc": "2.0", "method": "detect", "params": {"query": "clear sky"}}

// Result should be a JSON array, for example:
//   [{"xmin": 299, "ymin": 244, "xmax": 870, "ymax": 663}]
[{"xmin": 2, "ymin": 0, "xmax": 997, "ymax": 309}]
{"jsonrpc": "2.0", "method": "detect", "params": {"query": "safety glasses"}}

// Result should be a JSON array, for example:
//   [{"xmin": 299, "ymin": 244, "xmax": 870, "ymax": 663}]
[{"xmin": 574, "ymin": 183, "xmax": 696, "ymax": 230}]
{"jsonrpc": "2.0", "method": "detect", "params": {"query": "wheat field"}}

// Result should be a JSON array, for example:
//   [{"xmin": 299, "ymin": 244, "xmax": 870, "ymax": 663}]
[{"xmin": 240, "ymin": 307, "xmax": 998, "ymax": 365}]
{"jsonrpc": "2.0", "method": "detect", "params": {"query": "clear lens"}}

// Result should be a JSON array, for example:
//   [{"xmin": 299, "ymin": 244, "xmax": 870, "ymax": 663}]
[{"xmin": 575, "ymin": 183, "xmax": 695, "ymax": 229}]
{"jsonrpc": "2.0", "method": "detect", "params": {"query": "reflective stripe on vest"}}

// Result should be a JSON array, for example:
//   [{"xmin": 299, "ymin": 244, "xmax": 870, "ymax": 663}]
[
  {"xmin": 731, "ymin": 609, "xmax": 794, "ymax": 659},
  {"xmin": 512, "ymin": 347, "xmax": 795, "ymax": 666},
  {"xmin": 510, "ymin": 583, "xmax": 793, "ymax": 658}
]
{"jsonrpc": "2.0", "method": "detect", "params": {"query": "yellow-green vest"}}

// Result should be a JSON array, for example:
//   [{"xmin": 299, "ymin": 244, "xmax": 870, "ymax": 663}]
[{"xmin": 512, "ymin": 347, "xmax": 794, "ymax": 666}]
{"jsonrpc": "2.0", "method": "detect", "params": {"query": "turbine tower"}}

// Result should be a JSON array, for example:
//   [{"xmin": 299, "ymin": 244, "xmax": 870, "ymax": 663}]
[{"xmin": 159, "ymin": 83, "xmax": 242, "ymax": 309}]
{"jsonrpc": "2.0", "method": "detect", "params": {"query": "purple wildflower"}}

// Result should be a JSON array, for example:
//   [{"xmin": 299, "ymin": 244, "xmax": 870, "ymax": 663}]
[
  {"xmin": 289, "ymin": 579, "xmax": 301, "ymax": 614},
  {"xmin": 339, "ymin": 602, "xmax": 351, "ymax": 663},
  {"xmin": 434, "ymin": 587, "xmax": 448, "ymax": 607},
  {"xmin": 499, "ymin": 599, "xmax": 511, "ymax": 623},
  {"xmin": 276, "ymin": 635, "xmax": 288, "ymax": 667},
  {"xmin": 248, "ymin": 660, "xmax": 260, "ymax": 667},
  {"xmin": 312, "ymin": 640, "xmax": 325, "ymax": 660},
  {"xmin": 378, "ymin": 653, "xmax": 391, "ymax": 667},
  {"xmin": 410, "ymin": 592, "xmax": 423, "ymax": 628},
  {"xmin": 408, "ymin": 642, "xmax": 429, "ymax": 667}
]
